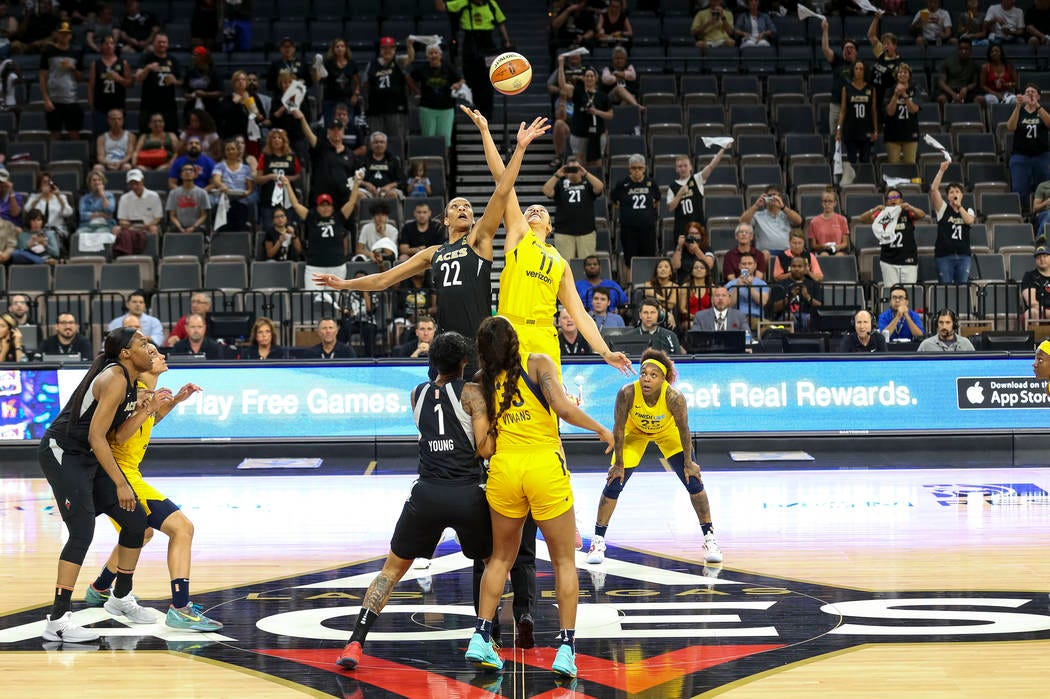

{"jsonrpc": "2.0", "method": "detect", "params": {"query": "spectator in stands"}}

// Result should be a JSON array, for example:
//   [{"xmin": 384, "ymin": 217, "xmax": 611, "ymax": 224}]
[
  {"xmin": 547, "ymin": 49, "xmax": 585, "ymax": 169},
  {"xmin": 0, "ymin": 168, "xmax": 23, "ymax": 228},
  {"xmin": 405, "ymin": 160, "xmax": 432, "ymax": 198},
  {"xmin": 0, "ymin": 218, "xmax": 18, "ymax": 266},
  {"xmin": 980, "ymin": 44, "xmax": 1018, "ymax": 105},
  {"xmin": 171, "ymin": 313, "xmax": 224, "ymax": 359},
  {"xmin": 558, "ymin": 307, "xmax": 593, "ymax": 355},
  {"xmin": 0, "ymin": 311, "xmax": 25, "ymax": 363},
  {"xmin": 166, "ymin": 162, "xmax": 211, "ymax": 234},
  {"xmin": 549, "ymin": 0, "xmax": 596, "ymax": 56},
  {"xmin": 191, "ymin": 0, "xmax": 220, "ymax": 49},
  {"xmin": 267, "ymin": 36, "xmax": 311, "ymax": 94},
  {"xmin": 209, "ymin": 139, "xmax": 255, "ymax": 232},
  {"xmin": 15, "ymin": 211, "xmax": 59, "ymax": 266},
  {"xmin": 558, "ymin": 60, "xmax": 612, "ymax": 172},
  {"xmin": 931, "ymin": 160, "xmax": 976, "ymax": 284},
  {"xmin": 2, "ymin": 294, "xmax": 30, "ymax": 327},
  {"xmin": 956, "ymin": 0, "xmax": 989, "ymax": 44},
  {"xmin": 724, "ymin": 251, "xmax": 768, "ymax": 327},
  {"xmin": 692, "ymin": 0, "xmax": 734, "ymax": 49},
  {"xmin": 918, "ymin": 309, "xmax": 975, "ymax": 351},
  {"xmin": 936, "ymin": 37, "xmax": 982, "ymax": 106},
  {"xmin": 107, "ymin": 290, "xmax": 164, "ymax": 344},
  {"xmin": 357, "ymin": 131, "xmax": 405, "ymax": 201},
  {"xmin": 394, "ymin": 315, "xmax": 436, "ymax": 358},
  {"xmin": 302, "ymin": 115, "xmax": 358, "ymax": 209},
  {"xmin": 133, "ymin": 112, "xmax": 179, "ymax": 171},
  {"xmin": 838, "ymin": 309, "xmax": 887, "ymax": 352},
  {"xmin": 166, "ymin": 292, "xmax": 212, "ymax": 346},
  {"xmin": 221, "ymin": 0, "xmax": 252, "ymax": 52},
  {"xmin": 338, "ymin": 269, "xmax": 380, "ymax": 356},
  {"xmin": 245, "ymin": 73, "xmax": 270, "ymax": 122},
  {"xmin": 40, "ymin": 312, "xmax": 92, "ymax": 358},
  {"xmin": 807, "ymin": 188, "xmax": 850, "ymax": 256},
  {"xmin": 734, "ymin": 0, "xmax": 776, "ymax": 49},
  {"xmin": 985, "ymin": 0, "xmax": 1026, "ymax": 44},
  {"xmin": 671, "ymin": 221, "xmax": 714, "ymax": 285},
  {"xmin": 454, "ymin": 0, "xmax": 511, "ymax": 116},
  {"xmin": 590, "ymin": 286, "xmax": 624, "ymax": 330},
  {"xmin": 25, "ymin": 172, "xmax": 73, "ymax": 244},
  {"xmin": 576, "ymin": 254, "xmax": 628, "ymax": 310},
  {"xmin": 168, "ymin": 135, "xmax": 215, "ymax": 189},
  {"xmin": 858, "ymin": 187, "xmax": 924, "ymax": 284},
  {"xmin": 283, "ymin": 172, "xmax": 361, "ymax": 290},
  {"xmin": 331, "ymin": 102, "xmax": 369, "ymax": 158},
  {"xmin": 630, "ymin": 298, "xmax": 683, "ymax": 354},
  {"xmin": 543, "ymin": 155, "xmax": 604, "ymax": 260},
  {"xmin": 263, "ymin": 206, "xmax": 302, "ymax": 261},
  {"xmin": 1008, "ymin": 84, "xmax": 1050, "ymax": 211},
  {"xmin": 399, "ymin": 202, "xmax": 444, "ymax": 259},
  {"xmin": 77, "ymin": 171, "xmax": 117, "ymax": 234},
  {"xmin": 119, "ymin": 0, "xmax": 159, "ymax": 54},
  {"xmin": 135, "ymin": 33, "xmax": 182, "ymax": 134},
  {"xmin": 1033, "ymin": 179, "xmax": 1050, "ymax": 237},
  {"xmin": 315, "ymin": 38, "xmax": 360, "ymax": 124},
  {"xmin": 269, "ymin": 72, "xmax": 311, "ymax": 163},
  {"xmin": 678, "ymin": 257, "xmax": 714, "ymax": 330},
  {"xmin": 88, "ymin": 35, "xmax": 131, "ymax": 137},
  {"xmin": 305, "ymin": 317, "xmax": 356, "ymax": 359},
  {"xmin": 667, "ymin": 148, "xmax": 729, "ymax": 245},
  {"xmin": 723, "ymin": 222, "xmax": 767, "ymax": 281},
  {"xmin": 610, "ymin": 154, "xmax": 660, "ymax": 277},
  {"xmin": 912, "ymin": 0, "xmax": 954, "ymax": 47},
  {"xmin": 11, "ymin": 1, "xmax": 59, "ymax": 54},
  {"xmin": 821, "ymin": 20, "xmax": 859, "ymax": 134},
  {"xmin": 357, "ymin": 200, "xmax": 400, "ymax": 266},
  {"xmin": 392, "ymin": 271, "xmax": 437, "ymax": 341},
  {"xmin": 183, "ymin": 46, "xmax": 222, "ymax": 124},
  {"xmin": 409, "ymin": 43, "xmax": 463, "ymax": 149},
  {"xmin": 1023, "ymin": 242, "xmax": 1050, "ymax": 322},
  {"xmin": 878, "ymin": 284, "xmax": 924, "ymax": 341},
  {"xmin": 740, "ymin": 186, "xmax": 802, "ymax": 260},
  {"xmin": 96, "ymin": 109, "xmax": 135, "ymax": 172},
  {"xmin": 693, "ymin": 286, "xmax": 746, "ymax": 333},
  {"xmin": 216, "ymin": 70, "xmax": 263, "ymax": 149},
  {"xmin": 1029, "ymin": 0, "xmax": 1050, "ymax": 45},
  {"xmin": 600, "ymin": 46, "xmax": 642, "ymax": 111},
  {"xmin": 365, "ymin": 37, "xmax": 413, "ymax": 148},
  {"xmin": 882, "ymin": 63, "xmax": 923, "ymax": 165},
  {"xmin": 640, "ymin": 258, "xmax": 680, "ymax": 331},
  {"xmin": 86, "ymin": 3, "xmax": 120, "ymax": 53},
  {"xmin": 770, "ymin": 256, "xmax": 823, "ymax": 331},
  {"xmin": 255, "ymin": 128, "xmax": 302, "ymax": 230},
  {"xmin": 837, "ymin": 60, "xmax": 878, "ymax": 165},
  {"xmin": 597, "ymin": 0, "xmax": 633, "ymax": 47},
  {"xmin": 867, "ymin": 16, "xmax": 903, "ymax": 109},
  {"xmin": 181, "ymin": 109, "xmax": 221, "ymax": 159},
  {"xmin": 241, "ymin": 317, "xmax": 285, "ymax": 360},
  {"xmin": 39, "ymin": 22, "xmax": 83, "ymax": 141},
  {"xmin": 772, "ymin": 230, "xmax": 824, "ymax": 282},
  {"xmin": 116, "ymin": 167, "xmax": 164, "ymax": 236}
]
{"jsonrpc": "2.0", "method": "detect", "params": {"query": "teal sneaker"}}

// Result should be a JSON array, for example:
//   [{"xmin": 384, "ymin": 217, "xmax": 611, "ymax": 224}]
[
  {"xmin": 464, "ymin": 632, "xmax": 503, "ymax": 671},
  {"xmin": 551, "ymin": 643, "xmax": 577, "ymax": 678},
  {"xmin": 165, "ymin": 603, "xmax": 223, "ymax": 632},
  {"xmin": 84, "ymin": 585, "xmax": 110, "ymax": 608}
]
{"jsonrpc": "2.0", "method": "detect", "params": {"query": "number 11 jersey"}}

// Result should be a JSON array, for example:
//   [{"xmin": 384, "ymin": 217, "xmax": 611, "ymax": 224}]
[{"xmin": 497, "ymin": 228, "xmax": 566, "ymax": 324}]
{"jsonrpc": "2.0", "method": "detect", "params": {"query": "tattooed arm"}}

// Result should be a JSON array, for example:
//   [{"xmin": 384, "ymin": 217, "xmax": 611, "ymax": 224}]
[
  {"xmin": 608, "ymin": 384, "xmax": 633, "ymax": 484},
  {"xmin": 461, "ymin": 382, "xmax": 495, "ymax": 458},
  {"xmin": 530, "ymin": 353, "xmax": 613, "ymax": 452},
  {"xmin": 666, "ymin": 386, "xmax": 694, "ymax": 467}
]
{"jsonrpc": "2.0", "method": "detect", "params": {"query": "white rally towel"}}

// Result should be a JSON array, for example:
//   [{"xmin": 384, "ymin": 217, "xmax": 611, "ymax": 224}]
[
  {"xmin": 700, "ymin": 136, "xmax": 734, "ymax": 149},
  {"xmin": 558, "ymin": 47, "xmax": 590, "ymax": 60},
  {"xmin": 408, "ymin": 34, "xmax": 442, "ymax": 48},
  {"xmin": 451, "ymin": 82, "xmax": 473, "ymax": 105},
  {"xmin": 833, "ymin": 138, "xmax": 843, "ymax": 176},
  {"xmin": 213, "ymin": 192, "xmax": 230, "ymax": 231},
  {"xmin": 853, "ymin": 0, "xmax": 882, "ymax": 14},
  {"xmin": 246, "ymin": 112, "xmax": 261, "ymax": 141},
  {"xmin": 271, "ymin": 173, "xmax": 290, "ymax": 208},
  {"xmin": 796, "ymin": 5, "xmax": 827, "ymax": 22},
  {"xmin": 282, "ymin": 79, "xmax": 307, "ymax": 113},
  {"xmin": 923, "ymin": 133, "xmax": 952, "ymax": 162},
  {"xmin": 883, "ymin": 174, "xmax": 913, "ymax": 188},
  {"xmin": 312, "ymin": 53, "xmax": 327, "ymax": 80},
  {"xmin": 872, "ymin": 205, "xmax": 902, "ymax": 244}
]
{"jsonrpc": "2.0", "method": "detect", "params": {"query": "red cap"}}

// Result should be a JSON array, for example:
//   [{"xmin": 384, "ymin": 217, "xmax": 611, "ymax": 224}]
[
  {"xmin": 192, "ymin": 46, "xmax": 209, "ymax": 57},
  {"xmin": 316, "ymin": 193, "xmax": 333, "ymax": 206},
  {"xmin": 379, "ymin": 37, "xmax": 396, "ymax": 47}
]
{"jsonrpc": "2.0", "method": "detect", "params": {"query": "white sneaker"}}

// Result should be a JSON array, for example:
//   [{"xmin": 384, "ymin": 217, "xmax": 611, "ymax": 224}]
[
  {"xmin": 42, "ymin": 612, "xmax": 100, "ymax": 642},
  {"xmin": 104, "ymin": 592, "xmax": 155, "ymax": 624},
  {"xmin": 413, "ymin": 558, "xmax": 431, "ymax": 569},
  {"xmin": 703, "ymin": 533, "xmax": 723, "ymax": 563},
  {"xmin": 585, "ymin": 536, "xmax": 606, "ymax": 564}
]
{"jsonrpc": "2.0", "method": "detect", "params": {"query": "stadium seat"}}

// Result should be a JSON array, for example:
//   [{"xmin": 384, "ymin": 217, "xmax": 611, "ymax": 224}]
[
  {"xmin": 100, "ymin": 263, "xmax": 143, "ymax": 292},
  {"xmin": 818, "ymin": 256, "xmax": 860, "ymax": 283},
  {"xmin": 204, "ymin": 260, "xmax": 249, "ymax": 291},
  {"xmin": 7, "ymin": 265, "xmax": 51, "ymax": 293},
  {"xmin": 162, "ymin": 232, "xmax": 206, "ymax": 259},
  {"xmin": 158, "ymin": 260, "xmax": 203, "ymax": 290},
  {"xmin": 251, "ymin": 261, "xmax": 295, "ymax": 290},
  {"xmin": 53, "ymin": 264, "xmax": 98, "ymax": 292}
]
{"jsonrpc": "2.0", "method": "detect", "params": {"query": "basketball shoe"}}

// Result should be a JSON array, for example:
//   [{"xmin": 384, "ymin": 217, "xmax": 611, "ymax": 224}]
[
  {"xmin": 84, "ymin": 585, "xmax": 111, "ymax": 607},
  {"xmin": 166, "ymin": 602, "xmax": 223, "ymax": 631},
  {"xmin": 551, "ymin": 643, "xmax": 577, "ymax": 678},
  {"xmin": 516, "ymin": 613, "xmax": 535, "ymax": 649},
  {"xmin": 42, "ymin": 612, "xmax": 100, "ymax": 642},
  {"xmin": 703, "ymin": 533, "xmax": 723, "ymax": 563},
  {"xmin": 465, "ymin": 632, "xmax": 504, "ymax": 671},
  {"xmin": 337, "ymin": 640, "xmax": 363, "ymax": 670},
  {"xmin": 104, "ymin": 592, "xmax": 155, "ymax": 624},
  {"xmin": 585, "ymin": 535, "xmax": 605, "ymax": 564}
]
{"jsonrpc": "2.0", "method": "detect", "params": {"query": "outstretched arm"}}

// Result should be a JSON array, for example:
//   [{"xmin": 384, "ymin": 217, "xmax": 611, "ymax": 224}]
[
  {"xmin": 666, "ymin": 386, "xmax": 693, "ymax": 467},
  {"xmin": 312, "ymin": 245, "xmax": 437, "ymax": 290},
  {"xmin": 533, "ymin": 354, "xmax": 613, "ymax": 452},
  {"xmin": 929, "ymin": 159, "xmax": 947, "ymax": 213},
  {"xmin": 557, "ymin": 264, "xmax": 633, "ymax": 375}
]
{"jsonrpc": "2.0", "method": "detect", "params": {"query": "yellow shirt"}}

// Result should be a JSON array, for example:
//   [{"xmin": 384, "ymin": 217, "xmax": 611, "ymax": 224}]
[
  {"xmin": 494, "ymin": 352, "xmax": 561, "ymax": 450},
  {"xmin": 627, "ymin": 381, "xmax": 677, "ymax": 438},
  {"xmin": 497, "ymin": 227, "xmax": 566, "ymax": 325},
  {"xmin": 110, "ymin": 379, "xmax": 154, "ymax": 473}
]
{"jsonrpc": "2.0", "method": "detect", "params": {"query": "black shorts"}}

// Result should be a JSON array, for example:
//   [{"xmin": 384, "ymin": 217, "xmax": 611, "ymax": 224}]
[
  {"xmin": 38, "ymin": 437, "xmax": 124, "ymax": 520},
  {"xmin": 390, "ymin": 478, "xmax": 493, "ymax": 561},
  {"xmin": 45, "ymin": 102, "xmax": 84, "ymax": 133}
]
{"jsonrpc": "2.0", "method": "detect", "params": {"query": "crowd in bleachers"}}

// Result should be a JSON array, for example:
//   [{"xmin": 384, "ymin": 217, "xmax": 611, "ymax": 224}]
[{"xmin": 1, "ymin": 0, "xmax": 1050, "ymax": 360}]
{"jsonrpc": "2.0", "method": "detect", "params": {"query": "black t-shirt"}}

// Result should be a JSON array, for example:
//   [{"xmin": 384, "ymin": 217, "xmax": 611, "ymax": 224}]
[
  {"xmin": 934, "ymin": 202, "xmax": 972, "ymax": 257},
  {"xmin": 559, "ymin": 332, "xmax": 592, "ymax": 356},
  {"xmin": 304, "ymin": 210, "xmax": 348, "ymax": 267},
  {"xmin": 842, "ymin": 82, "xmax": 875, "ymax": 140},
  {"xmin": 1022, "ymin": 269, "xmax": 1050, "ymax": 308},
  {"xmin": 358, "ymin": 152, "xmax": 404, "ymax": 192},
  {"xmin": 771, "ymin": 277, "xmax": 823, "ymax": 318},
  {"xmin": 413, "ymin": 379, "xmax": 481, "ymax": 482},
  {"xmin": 310, "ymin": 140, "xmax": 357, "ymax": 205},
  {"xmin": 267, "ymin": 56, "xmax": 311, "ymax": 92},
  {"xmin": 671, "ymin": 174, "xmax": 706, "ymax": 235},
  {"xmin": 611, "ymin": 176, "xmax": 660, "ymax": 233},
  {"xmin": 838, "ymin": 332, "xmax": 887, "ymax": 352},
  {"xmin": 138, "ymin": 52, "xmax": 180, "ymax": 112},
  {"xmin": 430, "ymin": 237, "xmax": 492, "ymax": 338},
  {"xmin": 877, "ymin": 207, "xmax": 918, "ymax": 265},
  {"xmin": 400, "ymin": 219, "xmax": 445, "ymax": 250},
  {"xmin": 397, "ymin": 280, "xmax": 436, "ymax": 318},
  {"xmin": 569, "ymin": 83, "xmax": 611, "ymax": 138},
  {"xmin": 47, "ymin": 363, "xmax": 137, "ymax": 454},
  {"xmin": 883, "ymin": 85, "xmax": 919, "ymax": 143},
  {"xmin": 184, "ymin": 64, "xmax": 221, "ymax": 115},
  {"xmin": 39, "ymin": 45, "xmax": 83, "ymax": 105},
  {"xmin": 1014, "ymin": 107, "xmax": 1050, "ymax": 157},
  {"xmin": 264, "ymin": 225, "xmax": 302, "ymax": 261},
  {"xmin": 410, "ymin": 61, "xmax": 462, "ymax": 111},
  {"xmin": 871, "ymin": 52, "xmax": 902, "ymax": 107},
  {"xmin": 258, "ymin": 152, "xmax": 300, "ymax": 204},
  {"xmin": 121, "ymin": 11, "xmax": 159, "ymax": 42},
  {"xmin": 550, "ymin": 177, "xmax": 597, "ymax": 236},
  {"xmin": 366, "ymin": 58, "xmax": 409, "ymax": 116},
  {"xmin": 322, "ymin": 59, "xmax": 359, "ymax": 105},
  {"xmin": 92, "ymin": 57, "xmax": 128, "ymax": 113},
  {"xmin": 39, "ymin": 334, "xmax": 93, "ymax": 357}
]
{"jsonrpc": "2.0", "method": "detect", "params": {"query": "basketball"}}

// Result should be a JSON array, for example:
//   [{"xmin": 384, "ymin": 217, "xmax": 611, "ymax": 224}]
[{"xmin": 489, "ymin": 52, "xmax": 533, "ymax": 96}]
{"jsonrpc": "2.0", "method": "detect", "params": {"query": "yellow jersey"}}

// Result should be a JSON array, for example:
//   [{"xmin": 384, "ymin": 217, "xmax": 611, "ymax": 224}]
[
  {"xmin": 627, "ymin": 381, "xmax": 677, "ymax": 438},
  {"xmin": 497, "ymin": 227, "xmax": 566, "ymax": 325},
  {"xmin": 494, "ymin": 353, "xmax": 561, "ymax": 450},
  {"xmin": 110, "ymin": 379, "xmax": 154, "ymax": 473}
]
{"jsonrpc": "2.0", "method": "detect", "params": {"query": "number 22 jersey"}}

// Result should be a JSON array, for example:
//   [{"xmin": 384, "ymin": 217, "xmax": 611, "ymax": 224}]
[{"xmin": 431, "ymin": 237, "xmax": 493, "ymax": 338}]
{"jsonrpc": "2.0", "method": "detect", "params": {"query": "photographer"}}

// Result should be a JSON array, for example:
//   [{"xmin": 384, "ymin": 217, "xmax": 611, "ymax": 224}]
[
  {"xmin": 739, "ymin": 185, "xmax": 802, "ymax": 260},
  {"xmin": 542, "ymin": 155, "xmax": 604, "ymax": 260},
  {"xmin": 671, "ymin": 222, "xmax": 715, "ymax": 285},
  {"xmin": 769, "ymin": 257, "xmax": 823, "ymax": 331},
  {"xmin": 1022, "ymin": 243, "xmax": 1050, "ymax": 325},
  {"xmin": 724, "ymin": 251, "xmax": 769, "ymax": 328}
]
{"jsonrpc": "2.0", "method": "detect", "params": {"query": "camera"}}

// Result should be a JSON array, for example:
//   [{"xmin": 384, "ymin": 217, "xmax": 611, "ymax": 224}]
[
  {"xmin": 563, "ymin": 165, "xmax": 579, "ymax": 174},
  {"xmin": 763, "ymin": 195, "xmax": 775, "ymax": 203},
  {"xmin": 740, "ymin": 267, "xmax": 750, "ymax": 277},
  {"xmin": 686, "ymin": 235, "xmax": 700, "ymax": 244}
]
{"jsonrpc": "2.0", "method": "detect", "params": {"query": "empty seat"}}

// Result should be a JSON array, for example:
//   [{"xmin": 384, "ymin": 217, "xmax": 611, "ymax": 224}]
[
  {"xmin": 162, "ymin": 232, "xmax": 206, "ymax": 259},
  {"xmin": 972, "ymin": 253, "xmax": 1006, "ymax": 282},
  {"xmin": 204, "ymin": 261, "xmax": 248, "ymax": 290},
  {"xmin": 994, "ymin": 223, "xmax": 1036, "ymax": 253},
  {"xmin": 158, "ymin": 260, "xmax": 202, "ymax": 290},
  {"xmin": 208, "ymin": 231, "xmax": 253, "ymax": 260},
  {"xmin": 53, "ymin": 265, "xmax": 97, "ymax": 292},
  {"xmin": 979, "ymin": 192, "xmax": 1023, "ymax": 221},
  {"xmin": 100, "ymin": 263, "xmax": 143, "ymax": 291},
  {"xmin": 819, "ymin": 256, "xmax": 860, "ymax": 283},
  {"xmin": 7, "ymin": 265, "xmax": 51, "ymax": 292},
  {"xmin": 251, "ymin": 260, "xmax": 296, "ymax": 289}
]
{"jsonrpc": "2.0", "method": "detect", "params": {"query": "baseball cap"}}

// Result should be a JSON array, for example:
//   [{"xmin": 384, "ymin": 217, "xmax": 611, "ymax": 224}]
[
  {"xmin": 126, "ymin": 168, "xmax": 144, "ymax": 183},
  {"xmin": 316, "ymin": 193, "xmax": 333, "ymax": 206},
  {"xmin": 327, "ymin": 118, "xmax": 345, "ymax": 130},
  {"xmin": 379, "ymin": 36, "xmax": 396, "ymax": 47},
  {"xmin": 56, "ymin": 21, "xmax": 73, "ymax": 34},
  {"xmin": 279, "ymin": 35, "xmax": 295, "ymax": 46},
  {"xmin": 1036, "ymin": 246, "xmax": 1050, "ymax": 257},
  {"xmin": 0, "ymin": 169, "xmax": 9, "ymax": 182},
  {"xmin": 192, "ymin": 46, "xmax": 209, "ymax": 57}
]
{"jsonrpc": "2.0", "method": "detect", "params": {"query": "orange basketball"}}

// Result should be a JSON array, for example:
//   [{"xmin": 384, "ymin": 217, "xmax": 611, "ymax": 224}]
[{"xmin": 489, "ymin": 52, "xmax": 533, "ymax": 96}]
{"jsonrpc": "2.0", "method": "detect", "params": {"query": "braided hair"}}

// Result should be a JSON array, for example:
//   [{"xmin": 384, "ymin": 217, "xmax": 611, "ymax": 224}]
[{"xmin": 476, "ymin": 316, "xmax": 523, "ymax": 434}]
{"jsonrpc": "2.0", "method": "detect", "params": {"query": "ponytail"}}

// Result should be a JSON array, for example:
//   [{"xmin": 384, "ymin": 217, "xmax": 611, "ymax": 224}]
[{"xmin": 65, "ymin": 327, "xmax": 138, "ymax": 433}]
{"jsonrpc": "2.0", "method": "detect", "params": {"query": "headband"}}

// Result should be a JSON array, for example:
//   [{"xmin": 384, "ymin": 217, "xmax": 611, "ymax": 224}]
[
  {"xmin": 1038, "ymin": 340, "xmax": 1050, "ymax": 356},
  {"xmin": 642, "ymin": 358, "xmax": 668, "ymax": 376}
]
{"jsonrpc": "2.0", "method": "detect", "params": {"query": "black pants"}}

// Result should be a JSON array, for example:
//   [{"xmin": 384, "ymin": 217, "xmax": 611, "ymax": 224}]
[{"xmin": 462, "ymin": 32, "xmax": 495, "ymax": 118}]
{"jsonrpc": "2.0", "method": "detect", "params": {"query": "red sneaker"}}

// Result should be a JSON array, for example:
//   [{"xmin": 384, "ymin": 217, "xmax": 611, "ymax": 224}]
[{"xmin": 337, "ymin": 641, "xmax": 363, "ymax": 670}]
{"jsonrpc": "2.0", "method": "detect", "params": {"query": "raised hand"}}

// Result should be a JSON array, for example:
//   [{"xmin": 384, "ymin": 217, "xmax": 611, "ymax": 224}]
[
  {"xmin": 603, "ymin": 350, "xmax": 634, "ymax": 376},
  {"xmin": 458, "ymin": 104, "xmax": 489, "ymax": 131},
  {"xmin": 172, "ymin": 383, "xmax": 202, "ymax": 404},
  {"xmin": 516, "ymin": 116, "xmax": 551, "ymax": 148}
]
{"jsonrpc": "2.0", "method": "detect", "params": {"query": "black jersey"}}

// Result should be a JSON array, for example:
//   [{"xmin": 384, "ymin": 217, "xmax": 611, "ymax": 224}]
[
  {"xmin": 671, "ymin": 173, "xmax": 705, "ymax": 236},
  {"xmin": 842, "ymin": 82, "xmax": 875, "ymax": 140},
  {"xmin": 934, "ymin": 202, "xmax": 972, "ymax": 257},
  {"xmin": 883, "ymin": 86, "xmax": 919, "ymax": 143},
  {"xmin": 92, "ymin": 58, "xmax": 127, "ymax": 113},
  {"xmin": 366, "ymin": 59, "xmax": 409, "ymax": 116},
  {"xmin": 45, "ymin": 363, "xmax": 137, "ymax": 454},
  {"xmin": 878, "ymin": 208, "xmax": 917, "ymax": 265},
  {"xmin": 412, "ymin": 379, "xmax": 480, "ymax": 482},
  {"xmin": 551, "ymin": 177, "xmax": 597, "ymax": 236},
  {"xmin": 430, "ymin": 237, "xmax": 492, "ymax": 338},
  {"xmin": 138, "ymin": 52, "xmax": 179, "ymax": 113},
  {"xmin": 611, "ymin": 176, "xmax": 660, "ymax": 233},
  {"xmin": 1014, "ymin": 108, "xmax": 1050, "ymax": 156},
  {"xmin": 304, "ymin": 210, "xmax": 348, "ymax": 267},
  {"xmin": 870, "ymin": 52, "xmax": 902, "ymax": 107}
]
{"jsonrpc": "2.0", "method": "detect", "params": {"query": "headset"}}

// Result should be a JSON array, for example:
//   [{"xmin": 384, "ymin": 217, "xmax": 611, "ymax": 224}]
[
  {"xmin": 851, "ymin": 308, "xmax": 874, "ymax": 329},
  {"xmin": 935, "ymin": 307, "xmax": 959, "ymax": 333},
  {"xmin": 636, "ymin": 298, "xmax": 666, "ymax": 326}
]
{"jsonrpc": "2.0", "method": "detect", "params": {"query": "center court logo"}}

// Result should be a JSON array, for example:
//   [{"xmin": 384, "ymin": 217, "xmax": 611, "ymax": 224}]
[
  {"xmin": 2, "ymin": 545, "xmax": 1049, "ymax": 697},
  {"xmin": 957, "ymin": 377, "xmax": 1050, "ymax": 409}
]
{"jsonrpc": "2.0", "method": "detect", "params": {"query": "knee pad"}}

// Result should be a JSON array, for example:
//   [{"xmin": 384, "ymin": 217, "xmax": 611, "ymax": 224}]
[
  {"xmin": 118, "ymin": 524, "xmax": 147, "ymax": 549},
  {"xmin": 59, "ymin": 512, "xmax": 95, "ymax": 565},
  {"xmin": 668, "ymin": 453, "xmax": 705, "ymax": 495},
  {"xmin": 685, "ymin": 477, "xmax": 705, "ymax": 495},
  {"xmin": 601, "ymin": 469, "xmax": 633, "ymax": 499}
]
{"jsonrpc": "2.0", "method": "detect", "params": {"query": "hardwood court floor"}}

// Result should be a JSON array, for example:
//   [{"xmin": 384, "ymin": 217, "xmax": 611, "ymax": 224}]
[{"xmin": 2, "ymin": 467, "xmax": 1050, "ymax": 697}]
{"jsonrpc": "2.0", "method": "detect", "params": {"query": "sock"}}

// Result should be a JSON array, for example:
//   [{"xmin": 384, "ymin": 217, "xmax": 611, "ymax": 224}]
[
  {"xmin": 51, "ymin": 586, "xmax": 73, "ymax": 618},
  {"xmin": 701, "ymin": 522, "xmax": 714, "ymax": 536},
  {"xmin": 474, "ymin": 617, "xmax": 493, "ymax": 642},
  {"xmin": 594, "ymin": 525, "xmax": 608, "ymax": 538},
  {"xmin": 113, "ymin": 568, "xmax": 134, "ymax": 599},
  {"xmin": 91, "ymin": 566, "xmax": 117, "ymax": 593},
  {"xmin": 349, "ymin": 608, "xmax": 379, "ymax": 644},
  {"xmin": 558, "ymin": 628, "xmax": 575, "ymax": 652},
  {"xmin": 171, "ymin": 578, "xmax": 190, "ymax": 609}
]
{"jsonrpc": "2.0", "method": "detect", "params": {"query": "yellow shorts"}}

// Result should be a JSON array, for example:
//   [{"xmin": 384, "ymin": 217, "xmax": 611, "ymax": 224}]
[
  {"xmin": 110, "ymin": 467, "xmax": 176, "ymax": 531},
  {"xmin": 511, "ymin": 323, "xmax": 561, "ymax": 378},
  {"xmin": 487, "ymin": 445, "xmax": 574, "ymax": 521},
  {"xmin": 614, "ymin": 426, "xmax": 683, "ymax": 469}
]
